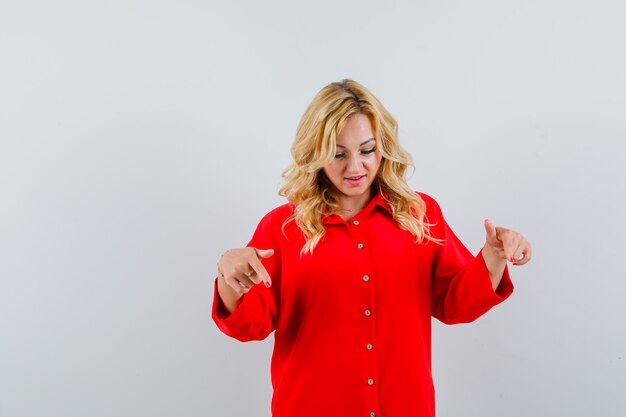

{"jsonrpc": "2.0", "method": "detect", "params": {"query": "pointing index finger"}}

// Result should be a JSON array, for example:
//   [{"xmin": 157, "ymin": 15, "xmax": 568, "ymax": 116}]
[
  {"xmin": 248, "ymin": 255, "xmax": 272, "ymax": 288},
  {"xmin": 484, "ymin": 219, "xmax": 497, "ymax": 238}
]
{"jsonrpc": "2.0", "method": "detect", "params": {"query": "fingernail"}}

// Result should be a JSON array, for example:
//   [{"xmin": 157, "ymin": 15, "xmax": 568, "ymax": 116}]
[
  {"xmin": 508, "ymin": 257, "xmax": 514, "ymax": 262},
  {"xmin": 265, "ymin": 281, "xmax": 272, "ymax": 288}
]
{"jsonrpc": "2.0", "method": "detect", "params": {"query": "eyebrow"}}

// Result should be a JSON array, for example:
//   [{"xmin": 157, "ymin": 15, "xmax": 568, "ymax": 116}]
[{"xmin": 336, "ymin": 138, "xmax": 376, "ymax": 148}]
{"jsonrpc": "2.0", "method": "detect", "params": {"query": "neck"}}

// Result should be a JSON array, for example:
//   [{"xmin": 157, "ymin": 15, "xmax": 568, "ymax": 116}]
[
  {"xmin": 337, "ymin": 189, "xmax": 374, "ymax": 214},
  {"xmin": 339, "ymin": 205, "xmax": 365, "ymax": 213}
]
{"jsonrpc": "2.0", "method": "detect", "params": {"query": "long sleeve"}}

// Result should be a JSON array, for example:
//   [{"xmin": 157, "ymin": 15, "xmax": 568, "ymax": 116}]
[
  {"xmin": 426, "ymin": 195, "xmax": 514, "ymax": 324},
  {"xmin": 211, "ymin": 209, "xmax": 282, "ymax": 342}
]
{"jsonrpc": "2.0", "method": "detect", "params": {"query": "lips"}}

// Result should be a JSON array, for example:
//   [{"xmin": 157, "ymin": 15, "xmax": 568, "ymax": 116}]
[{"xmin": 345, "ymin": 175, "xmax": 366, "ymax": 185}]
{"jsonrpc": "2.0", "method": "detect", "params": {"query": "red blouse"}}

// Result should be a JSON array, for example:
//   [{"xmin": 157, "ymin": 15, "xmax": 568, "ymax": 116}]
[{"xmin": 212, "ymin": 192, "xmax": 513, "ymax": 417}]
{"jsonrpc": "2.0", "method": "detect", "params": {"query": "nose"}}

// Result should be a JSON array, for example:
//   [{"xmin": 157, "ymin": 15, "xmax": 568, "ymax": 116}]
[{"xmin": 346, "ymin": 153, "xmax": 361, "ymax": 173}]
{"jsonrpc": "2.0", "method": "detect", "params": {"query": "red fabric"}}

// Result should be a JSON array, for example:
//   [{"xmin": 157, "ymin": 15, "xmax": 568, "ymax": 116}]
[{"xmin": 212, "ymin": 192, "xmax": 513, "ymax": 417}]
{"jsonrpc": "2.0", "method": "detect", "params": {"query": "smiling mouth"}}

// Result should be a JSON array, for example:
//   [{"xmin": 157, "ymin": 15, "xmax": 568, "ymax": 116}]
[{"xmin": 345, "ymin": 175, "xmax": 365, "ymax": 181}]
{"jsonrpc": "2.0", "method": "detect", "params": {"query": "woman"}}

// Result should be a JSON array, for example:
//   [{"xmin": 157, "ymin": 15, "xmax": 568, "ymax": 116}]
[{"xmin": 213, "ymin": 79, "xmax": 531, "ymax": 417}]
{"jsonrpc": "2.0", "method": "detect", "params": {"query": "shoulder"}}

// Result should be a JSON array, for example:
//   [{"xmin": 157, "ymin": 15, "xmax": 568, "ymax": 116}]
[
  {"xmin": 416, "ymin": 191, "xmax": 435, "ymax": 205},
  {"xmin": 257, "ymin": 203, "xmax": 295, "ymax": 228},
  {"xmin": 415, "ymin": 191, "xmax": 441, "ymax": 210},
  {"xmin": 248, "ymin": 203, "xmax": 296, "ymax": 244},
  {"xmin": 414, "ymin": 191, "xmax": 446, "ymax": 222}
]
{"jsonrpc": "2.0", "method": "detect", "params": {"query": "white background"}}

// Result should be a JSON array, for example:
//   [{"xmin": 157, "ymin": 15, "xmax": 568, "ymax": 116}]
[{"xmin": 1, "ymin": 1, "xmax": 625, "ymax": 416}]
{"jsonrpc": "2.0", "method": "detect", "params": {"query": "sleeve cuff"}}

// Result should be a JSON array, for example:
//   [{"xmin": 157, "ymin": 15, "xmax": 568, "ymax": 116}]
[
  {"xmin": 475, "ymin": 251, "xmax": 514, "ymax": 303},
  {"xmin": 212, "ymin": 278, "xmax": 249, "ymax": 329},
  {"xmin": 211, "ymin": 278, "xmax": 273, "ymax": 340}
]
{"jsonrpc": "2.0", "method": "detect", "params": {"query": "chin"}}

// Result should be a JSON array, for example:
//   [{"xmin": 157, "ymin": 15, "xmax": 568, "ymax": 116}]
[{"xmin": 341, "ymin": 185, "xmax": 372, "ymax": 197}]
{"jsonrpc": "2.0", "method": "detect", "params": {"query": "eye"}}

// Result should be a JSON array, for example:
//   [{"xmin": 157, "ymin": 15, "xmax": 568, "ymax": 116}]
[
  {"xmin": 361, "ymin": 147, "xmax": 377, "ymax": 155},
  {"xmin": 334, "ymin": 152, "xmax": 346, "ymax": 159}
]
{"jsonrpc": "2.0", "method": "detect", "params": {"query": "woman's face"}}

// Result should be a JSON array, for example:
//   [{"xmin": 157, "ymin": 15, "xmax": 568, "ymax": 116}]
[{"xmin": 323, "ymin": 113, "xmax": 382, "ymax": 207}]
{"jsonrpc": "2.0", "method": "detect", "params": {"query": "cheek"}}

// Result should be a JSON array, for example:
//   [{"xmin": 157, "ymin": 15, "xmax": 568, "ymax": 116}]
[
  {"xmin": 323, "ymin": 162, "xmax": 341, "ymax": 179},
  {"xmin": 364, "ymin": 154, "xmax": 382, "ymax": 171}
]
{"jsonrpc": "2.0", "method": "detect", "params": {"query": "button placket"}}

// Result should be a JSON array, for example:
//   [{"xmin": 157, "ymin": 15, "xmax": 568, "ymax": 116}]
[{"xmin": 350, "ymin": 215, "xmax": 379, "ymax": 415}]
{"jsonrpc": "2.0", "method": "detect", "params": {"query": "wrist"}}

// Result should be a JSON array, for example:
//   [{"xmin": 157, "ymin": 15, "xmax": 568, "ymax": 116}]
[
  {"xmin": 217, "ymin": 272, "xmax": 244, "ymax": 314},
  {"xmin": 481, "ymin": 244, "xmax": 506, "ymax": 268}
]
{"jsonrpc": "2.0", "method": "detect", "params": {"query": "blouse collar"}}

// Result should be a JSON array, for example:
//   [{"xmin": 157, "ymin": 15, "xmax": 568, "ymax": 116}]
[{"xmin": 322, "ymin": 191, "xmax": 392, "ymax": 225}]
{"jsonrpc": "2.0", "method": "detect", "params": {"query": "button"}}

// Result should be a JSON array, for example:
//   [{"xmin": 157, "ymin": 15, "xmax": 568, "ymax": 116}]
[
  {"xmin": 353, "ymin": 220, "xmax": 360, "ymax": 225},
  {"xmin": 357, "ymin": 243, "xmax": 364, "ymax": 249},
  {"xmin": 362, "ymin": 275, "xmax": 370, "ymax": 282},
  {"xmin": 367, "ymin": 378, "xmax": 375, "ymax": 385},
  {"xmin": 366, "ymin": 343, "xmax": 373, "ymax": 350},
  {"xmin": 370, "ymin": 412, "xmax": 376, "ymax": 417},
  {"xmin": 364, "ymin": 309, "xmax": 371, "ymax": 317}
]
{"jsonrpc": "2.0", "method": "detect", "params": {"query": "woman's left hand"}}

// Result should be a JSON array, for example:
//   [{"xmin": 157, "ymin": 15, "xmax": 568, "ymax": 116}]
[{"xmin": 484, "ymin": 219, "xmax": 532, "ymax": 266}]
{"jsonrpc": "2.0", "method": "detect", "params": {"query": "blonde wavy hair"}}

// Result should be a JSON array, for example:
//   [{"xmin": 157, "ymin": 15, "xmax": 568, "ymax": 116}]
[{"xmin": 279, "ymin": 79, "xmax": 436, "ymax": 255}]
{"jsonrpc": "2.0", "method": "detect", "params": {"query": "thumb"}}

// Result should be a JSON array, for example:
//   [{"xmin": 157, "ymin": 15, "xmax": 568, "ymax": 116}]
[{"xmin": 255, "ymin": 248, "xmax": 275, "ymax": 259}]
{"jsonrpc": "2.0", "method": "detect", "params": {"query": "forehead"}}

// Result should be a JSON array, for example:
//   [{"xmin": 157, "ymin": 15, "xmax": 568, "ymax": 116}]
[{"xmin": 336, "ymin": 113, "xmax": 374, "ymax": 145}]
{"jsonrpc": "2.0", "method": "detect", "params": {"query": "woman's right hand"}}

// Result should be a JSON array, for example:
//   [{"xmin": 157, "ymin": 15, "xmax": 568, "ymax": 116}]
[{"xmin": 217, "ymin": 247, "xmax": 274, "ymax": 296}]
